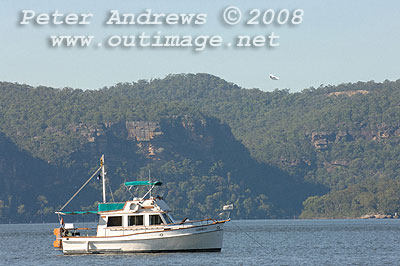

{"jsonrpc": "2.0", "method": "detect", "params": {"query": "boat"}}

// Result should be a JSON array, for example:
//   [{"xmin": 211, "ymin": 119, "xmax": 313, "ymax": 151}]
[{"xmin": 53, "ymin": 155, "xmax": 230, "ymax": 254}]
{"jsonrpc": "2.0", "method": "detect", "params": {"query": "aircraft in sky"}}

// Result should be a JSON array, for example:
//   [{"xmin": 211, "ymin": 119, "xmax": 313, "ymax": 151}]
[{"xmin": 269, "ymin": 74, "xmax": 279, "ymax": 80}]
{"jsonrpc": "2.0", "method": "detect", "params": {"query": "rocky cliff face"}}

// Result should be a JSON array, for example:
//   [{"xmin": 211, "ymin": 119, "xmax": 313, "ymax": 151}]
[
  {"xmin": 327, "ymin": 90, "xmax": 369, "ymax": 97},
  {"xmin": 62, "ymin": 116, "xmax": 231, "ymax": 162},
  {"xmin": 310, "ymin": 124, "xmax": 400, "ymax": 151}
]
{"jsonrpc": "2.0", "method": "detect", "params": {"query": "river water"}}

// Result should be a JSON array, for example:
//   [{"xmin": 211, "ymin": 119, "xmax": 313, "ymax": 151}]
[{"xmin": 1, "ymin": 219, "xmax": 399, "ymax": 265}]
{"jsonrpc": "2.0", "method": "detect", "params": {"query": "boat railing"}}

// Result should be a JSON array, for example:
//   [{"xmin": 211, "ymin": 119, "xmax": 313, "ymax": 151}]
[
  {"xmin": 63, "ymin": 227, "xmax": 97, "ymax": 237},
  {"xmin": 167, "ymin": 218, "xmax": 218, "ymax": 227}
]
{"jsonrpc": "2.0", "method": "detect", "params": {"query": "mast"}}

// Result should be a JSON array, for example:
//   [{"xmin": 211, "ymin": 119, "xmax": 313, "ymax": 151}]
[
  {"xmin": 149, "ymin": 170, "xmax": 151, "ymax": 198},
  {"xmin": 101, "ymin": 154, "xmax": 106, "ymax": 203}
]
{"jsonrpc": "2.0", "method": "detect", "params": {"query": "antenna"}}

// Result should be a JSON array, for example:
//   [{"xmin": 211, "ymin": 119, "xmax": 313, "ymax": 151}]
[{"xmin": 148, "ymin": 170, "xmax": 151, "ymax": 198}]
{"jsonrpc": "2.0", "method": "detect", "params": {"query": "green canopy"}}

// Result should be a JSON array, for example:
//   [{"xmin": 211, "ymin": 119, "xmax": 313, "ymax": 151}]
[
  {"xmin": 58, "ymin": 211, "xmax": 98, "ymax": 215},
  {"xmin": 124, "ymin": 181, "xmax": 162, "ymax": 186},
  {"xmin": 98, "ymin": 203, "xmax": 125, "ymax": 212}
]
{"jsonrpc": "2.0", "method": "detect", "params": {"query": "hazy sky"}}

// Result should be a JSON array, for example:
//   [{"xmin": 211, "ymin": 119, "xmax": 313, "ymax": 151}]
[{"xmin": 1, "ymin": 0, "xmax": 399, "ymax": 92}]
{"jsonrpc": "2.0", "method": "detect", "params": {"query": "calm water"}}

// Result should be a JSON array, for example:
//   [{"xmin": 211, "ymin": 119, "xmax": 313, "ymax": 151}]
[{"xmin": 1, "ymin": 219, "xmax": 400, "ymax": 265}]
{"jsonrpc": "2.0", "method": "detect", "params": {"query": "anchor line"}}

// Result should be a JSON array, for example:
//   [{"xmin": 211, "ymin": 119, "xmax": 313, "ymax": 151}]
[{"xmin": 231, "ymin": 220, "xmax": 269, "ymax": 251}]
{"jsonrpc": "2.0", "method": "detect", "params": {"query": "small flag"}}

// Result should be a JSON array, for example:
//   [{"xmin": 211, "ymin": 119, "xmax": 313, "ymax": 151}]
[
  {"xmin": 60, "ymin": 217, "xmax": 64, "ymax": 227},
  {"xmin": 100, "ymin": 155, "xmax": 104, "ymax": 167},
  {"xmin": 97, "ymin": 174, "xmax": 101, "ymax": 180},
  {"xmin": 223, "ymin": 204, "xmax": 234, "ymax": 211}
]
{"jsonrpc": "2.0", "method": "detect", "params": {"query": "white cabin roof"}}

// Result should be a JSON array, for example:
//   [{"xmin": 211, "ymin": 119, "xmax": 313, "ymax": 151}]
[{"xmin": 98, "ymin": 197, "xmax": 171, "ymax": 215}]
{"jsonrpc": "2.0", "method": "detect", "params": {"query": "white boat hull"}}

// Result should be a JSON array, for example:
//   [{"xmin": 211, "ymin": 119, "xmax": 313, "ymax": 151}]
[{"xmin": 62, "ymin": 223, "xmax": 224, "ymax": 254}]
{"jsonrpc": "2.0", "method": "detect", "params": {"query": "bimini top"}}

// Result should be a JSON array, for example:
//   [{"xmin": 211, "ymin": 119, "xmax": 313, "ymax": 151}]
[
  {"xmin": 124, "ymin": 181, "xmax": 162, "ymax": 186},
  {"xmin": 57, "ymin": 210, "xmax": 98, "ymax": 215}
]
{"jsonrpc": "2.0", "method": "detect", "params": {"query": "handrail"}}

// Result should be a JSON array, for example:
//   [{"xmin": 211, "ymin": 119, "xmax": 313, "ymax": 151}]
[{"xmin": 166, "ymin": 218, "xmax": 220, "ymax": 226}]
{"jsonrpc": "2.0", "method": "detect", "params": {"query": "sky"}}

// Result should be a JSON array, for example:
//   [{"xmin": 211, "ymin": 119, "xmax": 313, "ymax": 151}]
[{"xmin": 0, "ymin": 0, "xmax": 399, "ymax": 92}]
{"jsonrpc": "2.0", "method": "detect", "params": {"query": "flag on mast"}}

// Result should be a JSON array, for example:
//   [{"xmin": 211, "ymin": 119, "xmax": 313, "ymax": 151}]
[{"xmin": 223, "ymin": 204, "xmax": 234, "ymax": 211}]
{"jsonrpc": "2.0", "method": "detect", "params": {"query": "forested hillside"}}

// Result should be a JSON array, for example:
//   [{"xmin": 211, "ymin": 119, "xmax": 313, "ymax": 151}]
[{"xmin": 1, "ymin": 74, "xmax": 400, "ymax": 222}]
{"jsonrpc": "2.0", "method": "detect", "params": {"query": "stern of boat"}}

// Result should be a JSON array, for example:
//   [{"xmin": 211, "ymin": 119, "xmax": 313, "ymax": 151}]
[{"xmin": 53, "ymin": 227, "xmax": 63, "ymax": 250}]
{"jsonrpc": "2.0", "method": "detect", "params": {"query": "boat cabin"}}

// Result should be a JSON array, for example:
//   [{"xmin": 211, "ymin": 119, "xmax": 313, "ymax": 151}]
[{"xmin": 96, "ymin": 197, "xmax": 176, "ymax": 237}]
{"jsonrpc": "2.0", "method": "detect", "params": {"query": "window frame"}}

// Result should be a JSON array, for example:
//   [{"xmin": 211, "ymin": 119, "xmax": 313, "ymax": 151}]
[
  {"xmin": 149, "ymin": 214, "xmax": 163, "ymax": 225},
  {"xmin": 106, "ymin": 216, "xmax": 122, "ymax": 227},
  {"xmin": 162, "ymin": 213, "xmax": 173, "ymax": 224},
  {"xmin": 128, "ymin": 215, "xmax": 144, "ymax": 226}
]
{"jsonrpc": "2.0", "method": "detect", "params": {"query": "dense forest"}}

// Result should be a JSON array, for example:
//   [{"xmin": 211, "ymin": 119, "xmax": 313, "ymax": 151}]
[{"xmin": 1, "ymin": 74, "xmax": 400, "ymax": 222}]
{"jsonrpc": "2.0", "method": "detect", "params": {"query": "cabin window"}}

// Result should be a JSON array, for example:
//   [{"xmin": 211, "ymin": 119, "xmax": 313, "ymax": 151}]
[
  {"xmin": 162, "ymin": 213, "xmax": 173, "ymax": 224},
  {"xmin": 107, "ymin": 216, "xmax": 122, "ymax": 227},
  {"xmin": 149, "ymin": 214, "xmax": 163, "ymax": 225},
  {"xmin": 128, "ymin": 215, "xmax": 144, "ymax": 226}
]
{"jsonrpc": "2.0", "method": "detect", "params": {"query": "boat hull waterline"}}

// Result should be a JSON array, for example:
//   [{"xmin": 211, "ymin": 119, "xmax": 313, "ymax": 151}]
[{"xmin": 62, "ymin": 223, "xmax": 224, "ymax": 254}]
